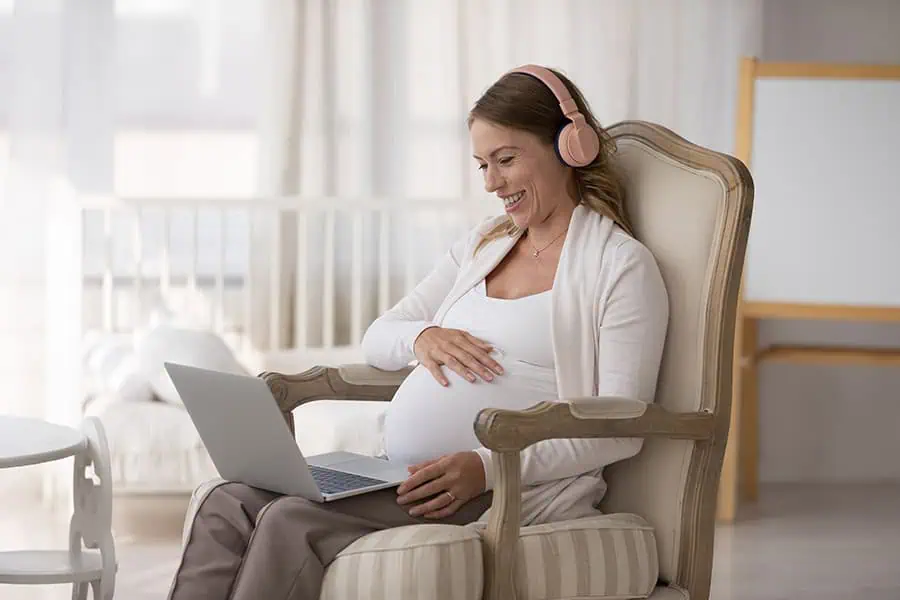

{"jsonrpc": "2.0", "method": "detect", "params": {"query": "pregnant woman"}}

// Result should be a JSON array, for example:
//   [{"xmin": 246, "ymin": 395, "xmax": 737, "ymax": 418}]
[{"xmin": 167, "ymin": 64, "xmax": 669, "ymax": 600}]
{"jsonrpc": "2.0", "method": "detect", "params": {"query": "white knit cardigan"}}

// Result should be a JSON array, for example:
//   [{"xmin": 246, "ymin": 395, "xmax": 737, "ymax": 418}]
[{"xmin": 362, "ymin": 204, "xmax": 669, "ymax": 524}]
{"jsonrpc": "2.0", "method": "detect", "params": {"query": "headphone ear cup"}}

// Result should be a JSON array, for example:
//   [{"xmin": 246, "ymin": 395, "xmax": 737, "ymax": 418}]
[
  {"xmin": 553, "ymin": 125, "xmax": 568, "ymax": 165},
  {"xmin": 557, "ymin": 122, "xmax": 600, "ymax": 167}
]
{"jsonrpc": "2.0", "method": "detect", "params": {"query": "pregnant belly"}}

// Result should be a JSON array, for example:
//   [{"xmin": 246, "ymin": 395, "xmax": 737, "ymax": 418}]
[{"xmin": 384, "ymin": 360, "xmax": 557, "ymax": 465}]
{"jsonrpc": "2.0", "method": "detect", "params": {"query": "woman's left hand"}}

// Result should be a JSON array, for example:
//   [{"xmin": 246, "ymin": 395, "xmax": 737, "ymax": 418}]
[{"xmin": 396, "ymin": 451, "xmax": 486, "ymax": 519}]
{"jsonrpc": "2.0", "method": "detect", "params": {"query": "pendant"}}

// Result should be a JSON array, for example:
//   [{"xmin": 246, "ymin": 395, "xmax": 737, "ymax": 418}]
[{"xmin": 532, "ymin": 249, "xmax": 539, "ymax": 258}]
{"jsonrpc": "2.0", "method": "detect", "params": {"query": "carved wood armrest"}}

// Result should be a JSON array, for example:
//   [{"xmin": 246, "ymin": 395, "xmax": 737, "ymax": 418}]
[
  {"xmin": 477, "ymin": 398, "xmax": 715, "ymax": 600},
  {"xmin": 259, "ymin": 364, "xmax": 414, "ymax": 435},
  {"xmin": 475, "ymin": 397, "xmax": 714, "ymax": 452}
]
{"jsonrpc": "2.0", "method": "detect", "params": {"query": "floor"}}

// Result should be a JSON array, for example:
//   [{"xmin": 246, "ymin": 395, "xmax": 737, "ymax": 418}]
[
  {"xmin": 709, "ymin": 483, "xmax": 900, "ymax": 600},
  {"xmin": 1, "ymin": 483, "xmax": 898, "ymax": 599}
]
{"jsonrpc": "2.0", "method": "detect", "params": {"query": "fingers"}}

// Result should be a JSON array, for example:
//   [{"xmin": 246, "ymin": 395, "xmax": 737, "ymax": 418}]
[
  {"xmin": 397, "ymin": 460, "xmax": 444, "ymax": 496},
  {"xmin": 436, "ymin": 351, "xmax": 476, "ymax": 383},
  {"xmin": 463, "ymin": 332, "xmax": 493, "ymax": 351},
  {"xmin": 398, "ymin": 451, "xmax": 483, "ymax": 519},
  {"xmin": 407, "ymin": 458, "xmax": 438, "ymax": 474},
  {"xmin": 453, "ymin": 341, "xmax": 504, "ymax": 378},
  {"xmin": 398, "ymin": 475, "xmax": 451, "ymax": 507},
  {"xmin": 422, "ymin": 496, "xmax": 461, "ymax": 519},
  {"xmin": 410, "ymin": 490, "xmax": 458, "ymax": 518},
  {"xmin": 475, "ymin": 347, "xmax": 505, "ymax": 375},
  {"xmin": 458, "ymin": 329, "xmax": 494, "ymax": 352},
  {"xmin": 417, "ymin": 328, "xmax": 504, "ymax": 385},
  {"xmin": 446, "ymin": 343, "xmax": 493, "ymax": 382},
  {"xmin": 421, "ymin": 358, "xmax": 449, "ymax": 387},
  {"xmin": 437, "ymin": 345, "xmax": 503, "ymax": 383},
  {"xmin": 458, "ymin": 333, "xmax": 503, "ymax": 374}
]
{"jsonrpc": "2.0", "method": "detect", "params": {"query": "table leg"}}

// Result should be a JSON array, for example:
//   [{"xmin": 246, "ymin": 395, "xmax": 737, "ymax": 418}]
[{"xmin": 70, "ymin": 417, "xmax": 117, "ymax": 599}]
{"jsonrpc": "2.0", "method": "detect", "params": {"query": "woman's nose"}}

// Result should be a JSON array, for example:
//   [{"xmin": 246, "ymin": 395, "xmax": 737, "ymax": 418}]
[{"xmin": 483, "ymin": 166, "xmax": 503, "ymax": 193}]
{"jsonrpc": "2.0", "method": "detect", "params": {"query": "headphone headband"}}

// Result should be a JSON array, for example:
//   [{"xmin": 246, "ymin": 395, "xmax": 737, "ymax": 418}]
[
  {"xmin": 506, "ymin": 64, "xmax": 600, "ymax": 168},
  {"xmin": 509, "ymin": 64, "xmax": 579, "ymax": 118}
]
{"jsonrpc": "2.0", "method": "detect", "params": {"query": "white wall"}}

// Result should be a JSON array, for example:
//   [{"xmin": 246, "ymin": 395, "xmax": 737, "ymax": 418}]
[{"xmin": 757, "ymin": 0, "xmax": 900, "ymax": 483}]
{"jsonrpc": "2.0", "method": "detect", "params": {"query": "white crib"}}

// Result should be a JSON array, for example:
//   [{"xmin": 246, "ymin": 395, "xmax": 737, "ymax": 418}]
[{"xmin": 62, "ymin": 193, "xmax": 494, "ymax": 528}]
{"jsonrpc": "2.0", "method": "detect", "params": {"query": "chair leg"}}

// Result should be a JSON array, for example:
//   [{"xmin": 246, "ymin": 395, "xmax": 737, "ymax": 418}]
[
  {"xmin": 71, "ymin": 581, "xmax": 88, "ymax": 600},
  {"xmin": 739, "ymin": 318, "xmax": 759, "ymax": 502},
  {"xmin": 718, "ymin": 314, "xmax": 744, "ymax": 522},
  {"xmin": 90, "ymin": 579, "xmax": 102, "ymax": 599}
]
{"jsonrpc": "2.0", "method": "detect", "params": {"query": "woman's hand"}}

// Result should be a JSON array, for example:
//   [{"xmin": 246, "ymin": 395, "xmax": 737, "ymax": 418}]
[
  {"xmin": 413, "ymin": 326, "xmax": 504, "ymax": 386},
  {"xmin": 396, "ymin": 451, "xmax": 486, "ymax": 519}
]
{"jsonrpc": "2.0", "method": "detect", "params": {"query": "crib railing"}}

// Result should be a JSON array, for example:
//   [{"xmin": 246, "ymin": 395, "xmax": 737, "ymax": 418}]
[{"xmin": 76, "ymin": 194, "xmax": 495, "ymax": 359}]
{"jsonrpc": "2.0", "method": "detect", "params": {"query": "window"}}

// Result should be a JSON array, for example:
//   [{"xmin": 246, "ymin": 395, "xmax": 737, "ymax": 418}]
[
  {"xmin": 113, "ymin": 4, "xmax": 264, "ymax": 198},
  {"xmin": 115, "ymin": 0, "xmax": 191, "ymax": 17},
  {"xmin": 114, "ymin": 129, "xmax": 258, "ymax": 198},
  {"xmin": 76, "ymin": 4, "xmax": 267, "ymax": 333}
]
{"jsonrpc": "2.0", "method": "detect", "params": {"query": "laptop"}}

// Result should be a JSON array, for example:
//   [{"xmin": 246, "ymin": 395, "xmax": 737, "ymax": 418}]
[{"xmin": 164, "ymin": 362, "xmax": 411, "ymax": 502}]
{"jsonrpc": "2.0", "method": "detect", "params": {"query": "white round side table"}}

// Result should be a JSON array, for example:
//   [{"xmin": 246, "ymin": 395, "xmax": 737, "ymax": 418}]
[{"xmin": 0, "ymin": 415, "xmax": 117, "ymax": 599}]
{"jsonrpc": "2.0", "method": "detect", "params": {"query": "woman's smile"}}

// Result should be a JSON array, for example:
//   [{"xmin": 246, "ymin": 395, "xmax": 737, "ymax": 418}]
[{"xmin": 501, "ymin": 191, "xmax": 526, "ymax": 213}]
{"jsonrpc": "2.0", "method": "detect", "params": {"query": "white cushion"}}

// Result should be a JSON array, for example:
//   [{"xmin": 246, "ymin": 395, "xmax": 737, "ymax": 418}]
[
  {"xmin": 180, "ymin": 477, "xmax": 657, "ymax": 600},
  {"xmin": 134, "ymin": 324, "xmax": 248, "ymax": 406},
  {"xmin": 83, "ymin": 334, "xmax": 155, "ymax": 403},
  {"xmin": 317, "ymin": 514, "xmax": 657, "ymax": 600},
  {"xmin": 320, "ymin": 524, "xmax": 483, "ymax": 600},
  {"xmin": 105, "ymin": 352, "xmax": 156, "ymax": 404},
  {"xmin": 506, "ymin": 513, "xmax": 658, "ymax": 599}
]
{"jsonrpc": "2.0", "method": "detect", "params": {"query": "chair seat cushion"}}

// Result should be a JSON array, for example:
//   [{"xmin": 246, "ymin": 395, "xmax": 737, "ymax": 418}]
[
  {"xmin": 509, "ymin": 513, "xmax": 659, "ymax": 599},
  {"xmin": 320, "ymin": 524, "xmax": 483, "ymax": 600},
  {"xmin": 319, "ymin": 513, "xmax": 658, "ymax": 600}
]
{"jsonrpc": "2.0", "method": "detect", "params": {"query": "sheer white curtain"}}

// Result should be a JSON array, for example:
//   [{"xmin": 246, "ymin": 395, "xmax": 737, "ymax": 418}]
[
  {"xmin": 0, "ymin": 0, "xmax": 75, "ymax": 499},
  {"xmin": 0, "ymin": 0, "xmax": 269, "ymax": 499},
  {"xmin": 264, "ymin": 0, "xmax": 764, "ymax": 195},
  {"xmin": 261, "ymin": 0, "xmax": 764, "ymax": 346}
]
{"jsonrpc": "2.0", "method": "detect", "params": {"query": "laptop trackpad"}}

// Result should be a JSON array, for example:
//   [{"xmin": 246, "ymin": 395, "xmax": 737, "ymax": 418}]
[{"xmin": 307, "ymin": 451, "xmax": 410, "ymax": 483}]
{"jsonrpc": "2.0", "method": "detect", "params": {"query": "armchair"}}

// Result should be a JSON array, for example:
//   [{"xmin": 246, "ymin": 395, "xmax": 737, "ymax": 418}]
[{"xmin": 183, "ymin": 120, "xmax": 754, "ymax": 600}]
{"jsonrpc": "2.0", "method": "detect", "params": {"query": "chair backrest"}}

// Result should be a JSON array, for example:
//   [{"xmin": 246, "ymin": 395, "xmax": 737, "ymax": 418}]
[{"xmin": 598, "ymin": 122, "xmax": 753, "ymax": 596}]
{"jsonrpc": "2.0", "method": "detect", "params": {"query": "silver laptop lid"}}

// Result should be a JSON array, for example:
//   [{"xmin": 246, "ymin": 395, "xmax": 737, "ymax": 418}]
[{"xmin": 163, "ymin": 362, "xmax": 323, "ymax": 500}]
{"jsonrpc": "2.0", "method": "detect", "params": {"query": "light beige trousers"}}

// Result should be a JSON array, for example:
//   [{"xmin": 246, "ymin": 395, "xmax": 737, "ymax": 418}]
[{"xmin": 166, "ymin": 482, "xmax": 493, "ymax": 600}]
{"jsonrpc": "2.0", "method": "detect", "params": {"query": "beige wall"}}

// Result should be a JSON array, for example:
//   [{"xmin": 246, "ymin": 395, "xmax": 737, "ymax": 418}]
[
  {"xmin": 756, "ymin": 0, "xmax": 900, "ymax": 483},
  {"xmin": 762, "ymin": 0, "xmax": 900, "ymax": 64}
]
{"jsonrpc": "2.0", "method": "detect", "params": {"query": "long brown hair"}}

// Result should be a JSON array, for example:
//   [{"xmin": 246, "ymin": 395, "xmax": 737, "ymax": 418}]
[{"xmin": 468, "ymin": 67, "xmax": 632, "ymax": 250}]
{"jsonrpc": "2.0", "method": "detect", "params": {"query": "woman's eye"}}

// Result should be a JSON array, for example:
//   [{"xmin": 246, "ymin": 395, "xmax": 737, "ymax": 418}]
[{"xmin": 477, "ymin": 156, "xmax": 512, "ymax": 171}]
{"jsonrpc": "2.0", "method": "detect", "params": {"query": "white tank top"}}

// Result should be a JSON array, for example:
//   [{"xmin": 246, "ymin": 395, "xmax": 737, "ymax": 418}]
[{"xmin": 384, "ymin": 279, "xmax": 558, "ymax": 465}]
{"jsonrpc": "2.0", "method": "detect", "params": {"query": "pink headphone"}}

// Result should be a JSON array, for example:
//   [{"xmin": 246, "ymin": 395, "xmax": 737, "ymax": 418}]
[{"xmin": 508, "ymin": 64, "xmax": 601, "ymax": 168}]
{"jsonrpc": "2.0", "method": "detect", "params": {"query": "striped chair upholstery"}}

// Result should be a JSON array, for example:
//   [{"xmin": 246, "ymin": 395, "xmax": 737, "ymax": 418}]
[
  {"xmin": 509, "ymin": 514, "xmax": 658, "ymax": 599},
  {"xmin": 319, "ymin": 514, "xmax": 658, "ymax": 600},
  {"xmin": 320, "ymin": 524, "xmax": 483, "ymax": 600}
]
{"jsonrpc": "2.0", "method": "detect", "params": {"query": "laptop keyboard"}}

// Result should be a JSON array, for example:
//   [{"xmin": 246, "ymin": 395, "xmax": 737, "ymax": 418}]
[{"xmin": 309, "ymin": 464, "xmax": 388, "ymax": 495}]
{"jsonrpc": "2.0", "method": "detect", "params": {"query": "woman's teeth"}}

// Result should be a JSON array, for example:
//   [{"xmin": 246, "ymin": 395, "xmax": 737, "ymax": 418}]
[{"xmin": 503, "ymin": 192, "xmax": 524, "ymax": 209}]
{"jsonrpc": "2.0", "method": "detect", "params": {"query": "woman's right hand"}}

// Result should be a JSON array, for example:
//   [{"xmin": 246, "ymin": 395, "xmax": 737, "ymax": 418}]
[{"xmin": 413, "ymin": 326, "xmax": 504, "ymax": 386}]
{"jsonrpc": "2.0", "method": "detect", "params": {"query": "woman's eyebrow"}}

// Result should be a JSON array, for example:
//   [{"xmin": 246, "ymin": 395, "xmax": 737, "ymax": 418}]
[{"xmin": 472, "ymin": 145, "xmax": 520, "ymax": 160}]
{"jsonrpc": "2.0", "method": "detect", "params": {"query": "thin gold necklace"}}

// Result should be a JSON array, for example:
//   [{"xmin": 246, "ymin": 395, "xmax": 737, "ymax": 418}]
[{"xmin": 528, "ymin": 228, "xmax": 568, "ymax": 258}]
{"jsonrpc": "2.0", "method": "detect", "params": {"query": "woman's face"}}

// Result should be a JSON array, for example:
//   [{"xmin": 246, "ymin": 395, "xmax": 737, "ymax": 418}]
[{"xmin": 470, "ymin": 118, "xmax": 576, "ymax": 230}]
